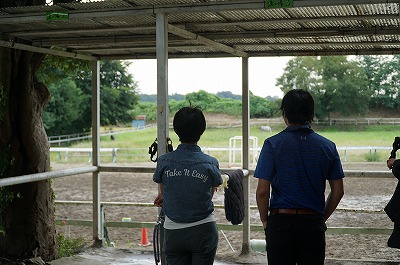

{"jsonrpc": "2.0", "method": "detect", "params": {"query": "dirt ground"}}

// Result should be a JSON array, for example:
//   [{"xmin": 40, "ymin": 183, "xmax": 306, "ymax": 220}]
[{"xmin": 52, "ymin": 161, "xmax": 400, "ymax": 263}]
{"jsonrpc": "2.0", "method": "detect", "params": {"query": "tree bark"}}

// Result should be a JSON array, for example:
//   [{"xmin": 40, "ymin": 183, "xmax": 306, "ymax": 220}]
[{"xmin": 0, "ymin": 45, "xmax": 57, "ymax": 261}]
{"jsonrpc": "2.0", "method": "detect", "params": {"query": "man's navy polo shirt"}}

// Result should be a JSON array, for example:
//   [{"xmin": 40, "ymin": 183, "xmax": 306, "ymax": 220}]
[
  {"xmin": 153, "ymin": 143, "xmax": 222, "ymax": 223},
  {"xmin": 254, "ymin": 124, "xmax": 344, "ymax": 215}
]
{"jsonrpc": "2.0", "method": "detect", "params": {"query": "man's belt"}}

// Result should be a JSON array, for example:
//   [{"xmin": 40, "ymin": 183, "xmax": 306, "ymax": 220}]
[{"xmin": 270, "ymin": 208, "xmax": 318, "ymax": 215}]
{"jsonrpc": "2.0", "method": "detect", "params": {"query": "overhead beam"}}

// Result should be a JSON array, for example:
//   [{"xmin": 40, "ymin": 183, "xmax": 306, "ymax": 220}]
[
  {"xmin": 96, "ymin": 47, "xmax": 400, "ymax": 60},
  {"xmin": 32, "ymin": 26, "xmax": 400, "ymax": 47},
  {"xmin": 0, "ymin": 40, "xmax": 97, "ymax": 61},
  {"xmin": 70, "ymin": 41, "xmax": 400, "ymax": 54},
  {"xmin": 202, "ymin": 27, "xmax": 400, "ymax": 39},
  {"xmin": 167, "ymin": 24, "xmax": 248, "ymax": 57},
  {"xmin": 239, "ymin": 41, "xmax": 400, "ymax": 48},
  {"xmin": 187, "ymin": 14, "xmax": 400, "ymax": 29},
  {"xmin": 10, "ymin": 13, "xmax": 398, "ymax": 38},
  {"xmin": 10, "ymin": 26, "xmax": 156, "ymax": 37}
]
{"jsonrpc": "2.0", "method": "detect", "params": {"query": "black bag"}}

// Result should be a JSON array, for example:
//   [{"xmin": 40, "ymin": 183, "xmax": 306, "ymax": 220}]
[{"xmin": 224, "ymin": 169, "xmax": 245, "ymax": 225}]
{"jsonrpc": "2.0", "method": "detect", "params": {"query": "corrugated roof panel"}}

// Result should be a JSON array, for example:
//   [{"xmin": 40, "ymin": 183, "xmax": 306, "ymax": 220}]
[
  {"xmin": 93, "ymin": 14, "xmax": 155, "ymax": 27},
  {"xmin": 277, "ymin": 45, "xmax": 323, "ymax": 51},
  {"xmin": 171, "ymin": 46, "xmax": 218, "ymax": 53},
  {"xmin": 357, "ymin": 3, "xmax": 399, "ymax": 15},
  {"xmin": 0, "ymin": 1, "xmax": 399, "ymax": 58},
  {"xmin": 0, "ymin": 19, "xmax": 98, "ymax": 33},
  {"xmin": 381, "ymin": 45, "xmax": 400, "ymax": 49},
  {"xmin": 34, "ymin": 19, "xmax": 103, "ymax": 31},
  {"xmin": 303, "ymin": 20, "xmax": 364, "ymax": 29},
  {"xmin": 366, "ymin": 19, "xmax": 399, "ymax": 27},
  {"xmin": 288, "ymin": 5, "xmax": 357, "ymax": 18},
  {"xmin": 316, "ymin": 35, "xmax": 371, "ymax": 43},
  {"xmin": 169, "ymin": 12, "xmax": 225, "ymax": 24},
  {"xmin": 270, "ymin": 37, "xmax": 313, "ymax": 44},
  {"xmin": 130, "ymin": 0, "xmax": 201, "ymax": 5},
  {"xmin": 237, "ymin": 44, "xmax": 273, "ymax": 52},
  {"xmin": 371, "ymin": 35, "xmax": 400, "ymax": 42},
  {"xmin": 0, "ymin": 4, "xmax": 59, "ymax": 14},
  {"xmin": 195, "ymin": 25, "xmax": 244, "ymax": 33},
  {"xmin": 56, "ymin": 0, "xmax": 133, "ymax": 10},
  {"xmin": 219, "ymin": 38, "xmax": 262, "ymax": 45},
  {"xmin": 240, "ymin": 22, "xmax": 302, "ymax": 31},
  {"xmin": 328, "ymin": 44, "xmax": 375, "ymax": 50},
  {"xmin": 220, "ymin": 9, "xmax": 290, "ymax": 20}
]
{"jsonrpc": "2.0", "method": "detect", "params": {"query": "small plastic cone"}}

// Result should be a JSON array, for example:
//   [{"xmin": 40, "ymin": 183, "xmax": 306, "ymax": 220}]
[{"xmin": 139, "ymin": 228, "xmax": 151, "ymax": 246}]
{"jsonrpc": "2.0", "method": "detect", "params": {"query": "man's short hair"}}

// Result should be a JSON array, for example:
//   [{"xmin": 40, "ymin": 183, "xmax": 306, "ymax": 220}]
[
  {"xmin": 280, "ymin": 89, "xmax": 314, "ymax": 124},
  {"xmin": 173, "ymin": 106, "xmax": 206, "ymax": 143}
]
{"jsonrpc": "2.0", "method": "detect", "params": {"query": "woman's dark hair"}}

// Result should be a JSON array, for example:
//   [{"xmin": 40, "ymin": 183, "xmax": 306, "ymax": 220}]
[
  {"xmin": 173, "ymin": 106, "xmax": 206, "ymax": 143},
  {"xmin": 280, "ymin": 89, "xmax": 314, "ymax": 124}
]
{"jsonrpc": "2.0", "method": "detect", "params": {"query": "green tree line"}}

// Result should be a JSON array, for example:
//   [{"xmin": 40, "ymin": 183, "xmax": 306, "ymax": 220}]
[
  {"xmin": 37, "ymin": 57, "xmax": 139, "ymax": 136},
  {"xmin": 39, "ymin": 55, "xmax": 400, "ymax": 136}
]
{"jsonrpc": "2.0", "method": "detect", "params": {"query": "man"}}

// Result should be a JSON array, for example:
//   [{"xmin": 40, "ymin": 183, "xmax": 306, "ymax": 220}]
[
  {"xmin": 254, "ymin": 89, "xmax": 344, "ymax": 265},
  {"xmin": 385, "ymin": 136, "xmax": 400, "ymax": 248}
]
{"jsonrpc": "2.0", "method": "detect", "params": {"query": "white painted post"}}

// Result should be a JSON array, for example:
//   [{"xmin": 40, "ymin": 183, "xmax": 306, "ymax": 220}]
[
  {"xmin": 156, "ymin": 12, "xmax": 169, "ymax": 265},
  {"xmin": 241, "ymin": 57, "xmax": 251, "ymax": 255},
  {"xmin": 156, "ymin": 12, "xmax": 169, "ymax": 156},
  {"xmin": 91, "ymin": 60, "xmax": 103, "ymax": 245}
]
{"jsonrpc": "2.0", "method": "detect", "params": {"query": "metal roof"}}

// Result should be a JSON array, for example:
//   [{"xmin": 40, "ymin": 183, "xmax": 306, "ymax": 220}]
[{"xmin": 0, "ymin": 0, "xmax": 399, "ymax": 60}]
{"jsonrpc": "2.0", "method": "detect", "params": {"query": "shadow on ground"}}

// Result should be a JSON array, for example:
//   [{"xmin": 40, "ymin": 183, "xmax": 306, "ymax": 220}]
[{"xmin": 48, "ymin": 247, "xmax": 400, "ymax": 265}]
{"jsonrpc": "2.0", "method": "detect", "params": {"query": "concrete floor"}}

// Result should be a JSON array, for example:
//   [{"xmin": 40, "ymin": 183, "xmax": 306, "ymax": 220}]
[{"xmin": 48, "ymin": 247, "xmax": 400, "ymax": 265}]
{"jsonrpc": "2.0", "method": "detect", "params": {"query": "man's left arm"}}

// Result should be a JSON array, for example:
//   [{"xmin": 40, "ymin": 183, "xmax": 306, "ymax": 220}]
[
  {"xmin": 324, "ymin": 178, "xmax": 344, "ymax": 221},
  {"xmin": 256, "ymin": 179, "xmax": 271, "ymax": 228}
]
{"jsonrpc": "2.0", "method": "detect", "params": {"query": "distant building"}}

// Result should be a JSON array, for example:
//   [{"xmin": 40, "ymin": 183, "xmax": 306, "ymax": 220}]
[{"xmin": 132, "ymin": 115, "xmax": 146, "ymax": 128}]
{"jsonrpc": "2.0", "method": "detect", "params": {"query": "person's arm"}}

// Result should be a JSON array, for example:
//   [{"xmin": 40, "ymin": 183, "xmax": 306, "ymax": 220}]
[
  {"xmin": 324, "ymin": 178, "xmax": 344, "ymax": 221},
  {"xmin": 154, "ymin": 184, "xmax": 163, "ymax": 207},
  {"xmin": 256, "ymin": 179, "xmax": 271, "ymax": 228},
  {"xmin": 387, "ymin": 158, "xmax": 396, "ymax": 169}
]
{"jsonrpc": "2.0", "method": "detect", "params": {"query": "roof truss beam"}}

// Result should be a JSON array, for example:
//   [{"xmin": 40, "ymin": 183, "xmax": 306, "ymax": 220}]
[
  {"xmin": 187, "ymin": 14, "xmax": 400, "ymax": 29},
  {"xmin": 0, "ymin": 40, "xmax": 96, "ymax": 61},
  {"xmin": 31, "ymin": 26, "xmax": 400, "ymax": 47},
  {"xmin": 167, "ymin": 24, "xmax": 248, "ymax": 57}
]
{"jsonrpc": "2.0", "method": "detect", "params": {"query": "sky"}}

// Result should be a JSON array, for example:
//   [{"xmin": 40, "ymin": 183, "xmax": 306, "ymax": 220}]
[{"xmin": 128, "ymin": 57, "xmax": 292, "ymax": 99}]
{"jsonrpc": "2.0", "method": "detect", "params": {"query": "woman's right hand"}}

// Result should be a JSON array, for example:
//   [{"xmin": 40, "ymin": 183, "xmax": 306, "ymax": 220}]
[
  {"xmin": 154, "ymin": 193, "xmax": 163, "ymax": 207},
  {"xmin": 388, "ymin": 158, "xmax": 396, "ymax": 169}
]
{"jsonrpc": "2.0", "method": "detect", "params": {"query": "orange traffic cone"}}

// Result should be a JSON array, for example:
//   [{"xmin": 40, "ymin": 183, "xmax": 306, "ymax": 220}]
[{"xmin": 139, "ymin": 228, "xmax": 151, "ymax": 246}]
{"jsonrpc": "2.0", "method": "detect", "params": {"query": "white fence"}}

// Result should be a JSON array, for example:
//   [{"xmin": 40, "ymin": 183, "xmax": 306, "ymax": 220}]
[{"xmin": 50, "ymin": 145, "xmax": 393, "ymax": 164}]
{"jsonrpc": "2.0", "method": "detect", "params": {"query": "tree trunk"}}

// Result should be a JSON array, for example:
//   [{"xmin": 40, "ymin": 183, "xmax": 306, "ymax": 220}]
[{"xmin": 0, "ymin": 45, "xmax": 58, "ymax": 261}]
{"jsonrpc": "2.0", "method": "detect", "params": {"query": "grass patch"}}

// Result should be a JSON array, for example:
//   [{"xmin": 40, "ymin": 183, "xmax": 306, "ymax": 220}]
[{"xmin": 57, "ymin": 234, "xmax": 85, "ymax": 258}]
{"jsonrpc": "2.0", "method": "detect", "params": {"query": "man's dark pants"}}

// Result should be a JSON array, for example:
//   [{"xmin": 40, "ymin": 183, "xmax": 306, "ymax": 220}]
[{"xmin": 266, "ymin": 214, "xmax": 327, "ymax": 265}]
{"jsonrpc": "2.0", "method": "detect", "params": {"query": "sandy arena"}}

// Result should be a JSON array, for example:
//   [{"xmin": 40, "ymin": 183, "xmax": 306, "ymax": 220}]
[{"xmin": 52, "ymin": 161, "xmax": 400, "ymax": 263}]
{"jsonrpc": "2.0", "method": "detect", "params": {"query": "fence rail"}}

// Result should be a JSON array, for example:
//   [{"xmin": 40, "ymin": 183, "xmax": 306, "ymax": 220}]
[
  {"xmin": 54, "ymin": 200, "xmax": 393, "ymax": 236},
  {"xmin": 48, "ymin": 125, "xmax": 157, "ymax": 145},
  {"xmin": 47, "ymin": 118, "xmax": 400, "ymax": 145},
  {"xmin": 50, "ymin": 146, "xmax": 393, "ymax": 163}
]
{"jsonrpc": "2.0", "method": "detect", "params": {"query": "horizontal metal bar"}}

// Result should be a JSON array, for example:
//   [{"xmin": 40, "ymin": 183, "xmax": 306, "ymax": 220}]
[
  {"xmin": 0, "ymin": 166, "xmax": 98, "ymax": 187},
  {"xmin": 55, "ymin": 218, "xmax": 394, "ymax": 235},
  {"xmin": 344, "ymin": 170, "xmax": 392, "ymax": 178},
  {"xmin": 54, "ymin": 200, "xmax": 387, "ymax": 214}
]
